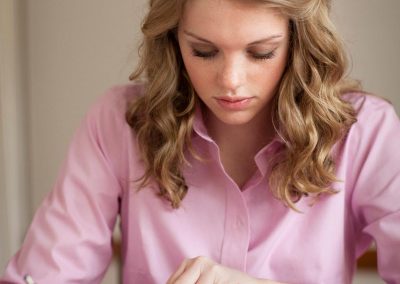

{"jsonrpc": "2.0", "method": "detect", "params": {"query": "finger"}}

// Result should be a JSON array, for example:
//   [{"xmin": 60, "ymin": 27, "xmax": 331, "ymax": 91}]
[
  {"xmin": 166, "ymin": 259, "xmax": 190, "ymax": 284},
  {"xmin": 168, "ymin": 257, "xmax": 205, "ymax": 284},
  {"xmin": 172, "ymin": 261, "xmax": 201, "ymax": 284},
  {"xmin": 194, "ymin": 269, "xmax": 215, "ymax": 284}
]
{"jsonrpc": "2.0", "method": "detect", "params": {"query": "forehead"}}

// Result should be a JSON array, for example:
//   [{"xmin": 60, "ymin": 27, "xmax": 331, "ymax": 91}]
[{"xmin": 180, "ymin": 0, "xmax": 288, "ymax": 47}]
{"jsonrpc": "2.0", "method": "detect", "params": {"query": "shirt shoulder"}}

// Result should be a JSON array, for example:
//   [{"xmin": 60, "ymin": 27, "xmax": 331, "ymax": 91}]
[
  {"xmin": 342, "ymin": 92, "xmax": 399, "ymax": 135},
  {"xmin": 343, "ymin": 92, "xmax": 397, "ymax": 118},
  {"xmin": 82, "ymin": 82, "xmax": 146, "ymax": 140},
  {"xmin": 89, "ymin": 83, "xmax": 145, "ymax": 119},
  {"xmin": 79, "ymin": 83, "xmax": 146, "ymax": 183},
  {"xmin": 338, "ymin": 91, "xmax": 400, "ymax": 196}
]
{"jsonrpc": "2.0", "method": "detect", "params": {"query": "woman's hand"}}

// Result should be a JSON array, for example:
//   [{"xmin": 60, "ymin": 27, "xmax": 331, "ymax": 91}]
[{"xmin": 166, "ymin": 256, "xmax": 283, "ymax": 284}]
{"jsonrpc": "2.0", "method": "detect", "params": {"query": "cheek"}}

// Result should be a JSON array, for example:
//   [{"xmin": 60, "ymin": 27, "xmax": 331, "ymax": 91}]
[
  {"xmin": 183, "ymin": 59, "xmax": 213, "ymax": 91},
  {"xmin": 249, "ymin": 67, "xmax": 275, "ymax": 94},
  {"xmin": 256, "ymin": 59, "xmax": 287, "ymax": 92}
]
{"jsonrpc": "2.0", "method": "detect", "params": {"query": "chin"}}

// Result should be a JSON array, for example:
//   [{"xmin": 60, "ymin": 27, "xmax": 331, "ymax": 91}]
[{"xmin": 216, "ymin": 114, "xmax": 255, "ymax": 126}]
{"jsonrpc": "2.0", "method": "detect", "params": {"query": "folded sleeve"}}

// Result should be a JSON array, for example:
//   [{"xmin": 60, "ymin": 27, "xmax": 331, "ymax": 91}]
[
  {"xmin": 0, "ymin": 87, "xmax": 131, "ymax": 283},
  {"xmin": 348, "ymin": 96, "xmax": 400, "ymax": 283}
]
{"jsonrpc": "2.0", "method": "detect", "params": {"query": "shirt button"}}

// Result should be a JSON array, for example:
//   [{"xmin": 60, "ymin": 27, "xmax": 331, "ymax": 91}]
[{"xmin": 235, "ymin": 217, "xmax": 244, "ymax": 229}]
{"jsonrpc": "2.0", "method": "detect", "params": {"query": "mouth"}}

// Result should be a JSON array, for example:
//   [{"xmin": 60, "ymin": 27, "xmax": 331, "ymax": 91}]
[
  {"xmin": 218, "ymin": 97, "xmax": 251, "ymax": 102},
  {"xmin": 215, "ymin": 96, "xmax": 254, "ymax": 110}
]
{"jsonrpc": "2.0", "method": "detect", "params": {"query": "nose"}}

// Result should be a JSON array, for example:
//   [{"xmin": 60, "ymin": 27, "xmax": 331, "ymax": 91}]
[{"xmin": 218, "ymin": 55, "xmax": 245, "ymax": 92}]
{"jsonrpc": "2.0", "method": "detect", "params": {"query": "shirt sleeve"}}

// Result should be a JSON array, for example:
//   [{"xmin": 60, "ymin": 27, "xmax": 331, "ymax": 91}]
[
  {"xmin": 0, "ymin": 88, "xmax": 130, "ymax": 283},
  {"xmin": 348, "ymin": 96, "xmax": 400, "ymax": 283}
]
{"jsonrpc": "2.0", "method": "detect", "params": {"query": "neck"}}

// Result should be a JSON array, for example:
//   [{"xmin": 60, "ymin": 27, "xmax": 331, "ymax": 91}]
[{"xmin": 204, "ymin": 105, "xmax": 275, "ymax": 156}]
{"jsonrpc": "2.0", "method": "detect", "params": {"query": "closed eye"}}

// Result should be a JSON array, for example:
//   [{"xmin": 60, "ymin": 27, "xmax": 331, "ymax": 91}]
[
  {"xmin": 249, "ymin": 50, "xmax": 276, "ymax": 61},
  {"xmin": 192, "ymin": 49, "xmax": 218, "ymax": 59},
  {"xmin": 191, "ymin": 49, "xmax": 277, "ymax": 61}
]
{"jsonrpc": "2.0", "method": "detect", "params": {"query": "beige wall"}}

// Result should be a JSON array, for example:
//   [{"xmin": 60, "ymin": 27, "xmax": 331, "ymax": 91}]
[
  {"xmin": 1, "ymin": 0, "xmax": 399, "ymax": 280},
  {"xmin": 333, "ymin": 0, "xmax": 400, "ymax": 109},
  {"xmin": 26, "ymin": 0, "xmax": 147, "ymax": 211},
  {"xmin": 0, "ymin": 0, "xmax": 29, "ymax": 271}
]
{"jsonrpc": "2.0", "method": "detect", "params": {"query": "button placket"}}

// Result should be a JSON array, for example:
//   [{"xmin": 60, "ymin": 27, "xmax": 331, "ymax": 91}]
[
  {"xmin": 235, "ymin": 216, "xmax": 245, "ymax": 229},
  {"xmin": 220, "ymin": 185, "xmax": 250, "ymax": 271}
]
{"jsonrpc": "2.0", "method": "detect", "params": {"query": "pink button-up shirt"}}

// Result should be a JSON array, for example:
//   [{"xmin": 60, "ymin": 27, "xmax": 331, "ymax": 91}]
[{"xmin": 1, "ymin": 84, "xmax": 400, "ymax": 283}]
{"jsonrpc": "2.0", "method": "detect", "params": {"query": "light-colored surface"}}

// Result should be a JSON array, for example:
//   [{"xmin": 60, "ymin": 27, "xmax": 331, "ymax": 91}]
[
  {"xmin": 102, "ymin": 258, "xmax": 120, "ymax": 284},
  {"xmin": 332, "ymin": 0, "xmax": 400, "ymax": 114},
  {"xmin": 26, "ymin": 0, "xmax": 147, "ymax": 211},
  {"xmin": 353, "ymin": 270, "xmax": 385, "ymax": 284},
  {"xmin": 1, "ymin": 0, "xmax": 399, "ymax": 282},
  {"xmin": 0, "ymin": 0, "xmax": 29, "ymax": 270}
]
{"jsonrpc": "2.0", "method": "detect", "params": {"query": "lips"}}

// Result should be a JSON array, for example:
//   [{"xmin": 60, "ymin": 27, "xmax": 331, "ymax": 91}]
[
  {"xmin": 215, "ymin": 96, "xmax": 253, "ymax": 110},
  {"xmin": 218, "ymin": 97, "xmax": 249, "ymax": 102}
]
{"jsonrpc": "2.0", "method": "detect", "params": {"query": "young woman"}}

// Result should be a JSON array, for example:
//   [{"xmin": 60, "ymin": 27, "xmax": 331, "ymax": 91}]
[{"xmin": 1, "ymin": 0, "xmax": 399, "ymax": 283}]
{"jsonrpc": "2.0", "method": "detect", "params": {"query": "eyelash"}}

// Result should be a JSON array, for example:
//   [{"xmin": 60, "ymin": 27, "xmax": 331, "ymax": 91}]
[{"xmin": 191, "ymin": 49, "xmax": 276, "ymax": 61}]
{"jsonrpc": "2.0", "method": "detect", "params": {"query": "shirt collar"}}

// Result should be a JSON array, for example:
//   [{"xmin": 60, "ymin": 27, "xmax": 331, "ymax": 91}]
[
  {"xmin": 192, "ymin": 104, "xmax": 284, "ymax": 176},
  {"xmin": 192, "ymin": 104, "xmax": 214, "ymax": 143},
  {"xmin": 254, "ymin": 137, "xmax": 283, "ymax": 175}
]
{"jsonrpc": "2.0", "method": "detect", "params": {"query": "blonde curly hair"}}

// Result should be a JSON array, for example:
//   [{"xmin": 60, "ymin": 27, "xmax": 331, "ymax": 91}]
[{"xmin": 126, "ymin": 0, "xmax": 360, "ymax": 209}]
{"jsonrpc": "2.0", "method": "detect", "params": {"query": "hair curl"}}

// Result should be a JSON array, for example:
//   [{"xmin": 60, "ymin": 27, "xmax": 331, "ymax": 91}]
[{"xmin": 126, "ymin": 0, "xmax": 360, "ymax": 209}]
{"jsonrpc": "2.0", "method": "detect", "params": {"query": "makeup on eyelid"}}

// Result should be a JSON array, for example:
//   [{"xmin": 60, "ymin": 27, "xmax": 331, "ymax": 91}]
[
  {"xmin": 189, "ymin": 44, "xmax": 279, "ymax": 60},
  {"xmin": 192, "ymin": 49, "xmax": 277, "ymax": 61}
]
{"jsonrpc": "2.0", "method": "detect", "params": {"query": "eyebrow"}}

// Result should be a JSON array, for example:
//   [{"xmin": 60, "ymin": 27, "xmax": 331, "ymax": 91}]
[{"xmin": 183, "ymin": 30, "xmax": 284, "ymax": 46}]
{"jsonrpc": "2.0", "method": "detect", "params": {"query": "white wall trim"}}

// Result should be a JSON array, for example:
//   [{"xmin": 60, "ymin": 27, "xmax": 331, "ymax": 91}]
[{"xmin": 0, "ymin": 0, "xmax": 29, "ymax": 269}]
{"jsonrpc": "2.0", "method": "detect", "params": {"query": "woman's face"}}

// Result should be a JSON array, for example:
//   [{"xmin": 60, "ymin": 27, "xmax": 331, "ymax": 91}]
[{"xmin": 177, "ymin": 0, "xmax": 290, "ymax": 127}]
